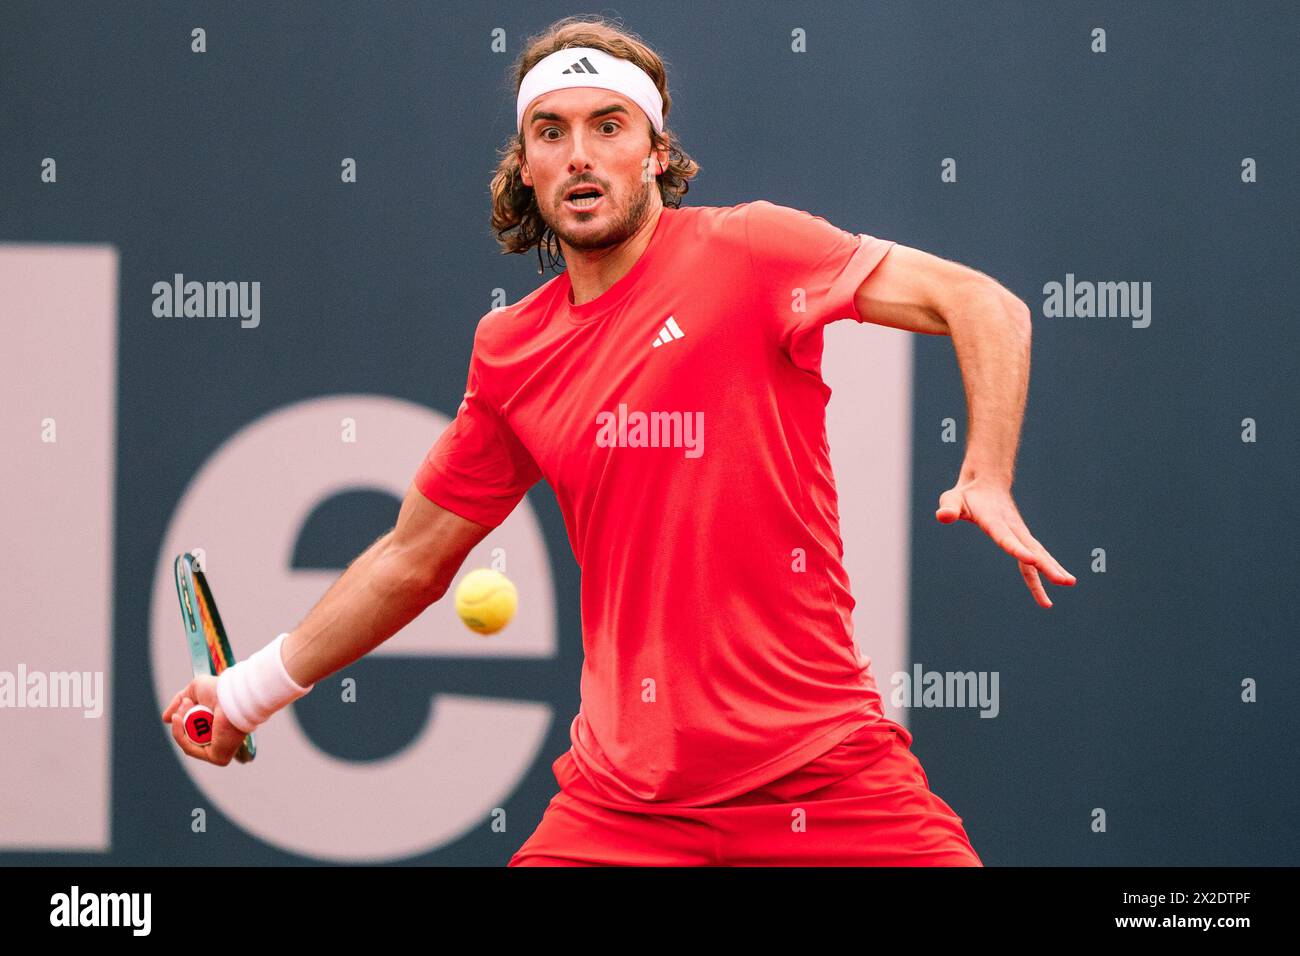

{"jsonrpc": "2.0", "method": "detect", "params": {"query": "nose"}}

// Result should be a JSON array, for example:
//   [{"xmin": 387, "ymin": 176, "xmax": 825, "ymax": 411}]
[{"xmin": 564, "ymin": 127, "xmax": 597, "ymax": 175}]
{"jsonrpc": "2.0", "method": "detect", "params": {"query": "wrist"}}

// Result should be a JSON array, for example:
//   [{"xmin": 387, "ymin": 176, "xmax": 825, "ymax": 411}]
[
  {"xmin": 959, "ymin": 460, "xmax": 1013, "ymax": 488},
  {"xmin": 216, "ymin": 632, "xmax": 314, "ymax": 734}
]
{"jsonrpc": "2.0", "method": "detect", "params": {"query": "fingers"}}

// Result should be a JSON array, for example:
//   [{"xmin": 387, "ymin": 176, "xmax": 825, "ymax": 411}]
[
  {"xmin": 208, "ymin": 709, "xmax": 245, "ymax": 766},
  {"xmin": 978, "ymin": 515, "xmax": 1039, "ymax": 566},
  {"xmin": 935, "ymin": 488, "xmax": 965, "ymax": 524},
  {"xmin": 169, "ymin": 696, "xmax": 213, "ymax": 764},
  {"xmin": 164, "ymin": 678, "xmax": 238, "ymax": 766},
  {"xmin": 161, "ymin": 680, "xmax": 196, "ymax": 723},
  {"xmin": 970, "ymin": 510, "xmax": 1074, "ymax": 606},
  {"xmin": 1006, "ymin": 516, "xmax": 1077, "ymax": 586},
  {"xmin": 938, "ymin": 483, "xmax": 1078, "ymax": 605},
  {"xmin": 958, "ymin": 511, "xmax": 1060, "ymax": 608},
  {"xmin": 999, "ymin": 519, "xmax": 1071, "ymax": 607},
  {"xmin": 1019, "ymin": 561, "xmax": 1052, "ymax": 608}
]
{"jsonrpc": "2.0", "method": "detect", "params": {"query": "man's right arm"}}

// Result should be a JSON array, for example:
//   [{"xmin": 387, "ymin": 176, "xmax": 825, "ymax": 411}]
[{"xmin": 277, "ymin": 481, "xmax": 492, "ymax": 687}]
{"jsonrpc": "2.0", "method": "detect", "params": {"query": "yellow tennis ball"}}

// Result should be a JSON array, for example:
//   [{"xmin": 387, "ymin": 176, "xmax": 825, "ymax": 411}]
[{"xmin": 454, "ymin": 568, "xmax": 517, "ymax": 635}]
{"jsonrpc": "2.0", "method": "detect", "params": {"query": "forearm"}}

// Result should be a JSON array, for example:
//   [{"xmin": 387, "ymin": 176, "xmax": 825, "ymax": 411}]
[
  {"xmin": 278, "ymin": 533, "xmax": 442, "ymax": 687},
  {"xmin": 945, "ymin": 288, "xmax": 1033, "ymax": 488}
]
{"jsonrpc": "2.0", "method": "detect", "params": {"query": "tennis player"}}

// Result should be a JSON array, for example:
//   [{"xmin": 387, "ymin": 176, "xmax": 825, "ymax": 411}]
[{"xmin": 164, "ymin": 17, "xmax": 1074, "ymax": 866}]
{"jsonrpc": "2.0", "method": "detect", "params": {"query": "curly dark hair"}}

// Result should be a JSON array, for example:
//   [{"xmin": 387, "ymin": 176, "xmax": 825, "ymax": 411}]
[{"xmin": 489, "ymin": 16, "xmax": 701, "ymax": 273}]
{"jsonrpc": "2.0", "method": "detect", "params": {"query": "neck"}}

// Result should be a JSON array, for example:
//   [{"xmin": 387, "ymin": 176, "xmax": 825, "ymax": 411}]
[{"xmin": 563, "ymin": 201, "xmax": 665, "ymax": 307}]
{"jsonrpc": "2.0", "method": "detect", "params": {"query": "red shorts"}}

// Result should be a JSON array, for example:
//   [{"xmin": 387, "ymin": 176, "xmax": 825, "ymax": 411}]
[{"xmin": 508, "ymin": 719, "xmax": 983, "ymax": 866}]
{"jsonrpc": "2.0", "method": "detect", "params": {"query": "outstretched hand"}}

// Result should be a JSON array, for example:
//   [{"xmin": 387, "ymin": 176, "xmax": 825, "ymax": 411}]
[{"xmin": 936, "ymin": 476, "xmax": 1076, "ymax": 608}]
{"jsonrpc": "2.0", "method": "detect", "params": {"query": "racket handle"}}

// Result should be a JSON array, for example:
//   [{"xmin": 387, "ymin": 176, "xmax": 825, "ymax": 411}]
[{"xmin": 183, "ymin": 704, "xmax": 216, "ymax": 746}]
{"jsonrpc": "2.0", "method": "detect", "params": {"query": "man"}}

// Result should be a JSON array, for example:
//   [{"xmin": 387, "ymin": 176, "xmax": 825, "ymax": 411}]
[{"xmin": 164, "ymin": 23, "xmax": 1074, "ymax": 866}]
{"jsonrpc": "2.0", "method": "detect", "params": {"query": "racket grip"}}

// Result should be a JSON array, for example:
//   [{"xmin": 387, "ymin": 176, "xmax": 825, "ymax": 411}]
[{"xmin": 183, "ymin": 704, "xmax": 216, "ymax": 746}]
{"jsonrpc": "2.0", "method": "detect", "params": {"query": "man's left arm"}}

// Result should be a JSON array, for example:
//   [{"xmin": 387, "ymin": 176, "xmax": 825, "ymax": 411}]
[{"xmin": 853, "ymin": 243, "xmax": 1077, "ymax": 608}]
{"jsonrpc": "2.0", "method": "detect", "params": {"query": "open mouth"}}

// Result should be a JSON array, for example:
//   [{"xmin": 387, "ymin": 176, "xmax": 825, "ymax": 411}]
[{"xmin": 564, "ymin": 187, "xmax": 604, "ymax": 212}]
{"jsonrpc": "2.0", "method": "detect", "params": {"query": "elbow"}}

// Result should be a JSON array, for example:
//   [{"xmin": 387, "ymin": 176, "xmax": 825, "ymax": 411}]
[
  {"xmin": 945, "ymin": 279, "xmax": 1031, "ymax": 336},
  {"xmin": 1000, "ymin": 294, "xmax": 1032, "ymax": 351},
  {"xmin": 973, "ymin": 279, "xmax": 1030, "ymax": 326},
  {"xmin": 413, "ymin": 559, "xmax": 456, "ymax": 606},
  {"xmin": 978, "ymin": 284, "xmax": 1032, "ymax": 338},
  {"xmin": 418, "ymin": 556, "xmax": 467, "ymax": 606},
  {"xmin": 375, "ymin": 538, "xmax": 449, "ymax": 607},
  {"xmin": 1007, "ymin": 294, "xmax": 1032, "ymax": 330},
  {"xmin": 423, "ymin": 573, "xmax": 454, "ymax": 605}
]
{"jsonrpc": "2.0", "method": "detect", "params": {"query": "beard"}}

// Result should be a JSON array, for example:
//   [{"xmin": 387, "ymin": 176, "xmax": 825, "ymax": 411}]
[{"xmin": 544, "ymin": 176, "xmax": 656, "ymax": 252}]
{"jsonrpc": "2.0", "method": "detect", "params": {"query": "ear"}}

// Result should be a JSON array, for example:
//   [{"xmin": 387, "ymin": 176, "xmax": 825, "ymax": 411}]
[
  {"xmin": 655, "ymin": 145, "xmax": 670, "ymax": 174},
  {"xmin": 517, "ymin": 148, "xmax": 531, "ymax": 187}
]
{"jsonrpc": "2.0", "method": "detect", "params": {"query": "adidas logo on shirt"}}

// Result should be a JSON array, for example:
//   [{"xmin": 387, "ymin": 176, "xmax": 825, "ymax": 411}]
[
  {"xmin": 561, "ymin": 57, "xmax": 599, "ymax": 75},
  {"xmin": 651, "ymin": 316, "xmax": 685, "ymax": 349}
]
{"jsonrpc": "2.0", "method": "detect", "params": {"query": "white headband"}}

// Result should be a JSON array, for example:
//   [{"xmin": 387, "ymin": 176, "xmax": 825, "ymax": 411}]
[{"xmin": 516, "ymin": 46, "xmax": 664, "ymax": 136}]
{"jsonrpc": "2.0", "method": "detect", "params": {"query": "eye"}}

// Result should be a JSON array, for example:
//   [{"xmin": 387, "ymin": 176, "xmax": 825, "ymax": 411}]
[{"xmin": 600, "ymin": 120, "xmax": 620, "ymax": 134}]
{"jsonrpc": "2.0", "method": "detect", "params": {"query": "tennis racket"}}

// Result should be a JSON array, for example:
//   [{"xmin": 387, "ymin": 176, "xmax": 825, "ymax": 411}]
[{"xmin": 173, "ymin": 552, "xmax": 256, "ymax": 762}]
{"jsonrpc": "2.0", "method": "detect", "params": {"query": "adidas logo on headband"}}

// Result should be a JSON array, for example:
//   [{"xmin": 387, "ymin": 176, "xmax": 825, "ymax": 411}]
[{"xmin": 561, "ymin": 57, "xmax": 599, "ymax": 75}]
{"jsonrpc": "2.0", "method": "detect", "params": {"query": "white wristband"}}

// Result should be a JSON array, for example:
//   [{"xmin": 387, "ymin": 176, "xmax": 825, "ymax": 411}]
[{"xmin": 216, "ymin": 632, "xmax": 314, "ymax": 734}]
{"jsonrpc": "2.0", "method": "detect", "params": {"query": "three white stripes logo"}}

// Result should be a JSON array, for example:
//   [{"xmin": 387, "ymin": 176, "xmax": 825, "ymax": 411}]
[{"xmin": 651, "ymin": 316, "xmax": 685, "ymax": 349}]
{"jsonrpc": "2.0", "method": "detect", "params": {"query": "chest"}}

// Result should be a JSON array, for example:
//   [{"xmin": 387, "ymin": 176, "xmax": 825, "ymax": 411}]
[{"xmin": 500, "ymin": 280, "xmax": 766, "ymax": 491}]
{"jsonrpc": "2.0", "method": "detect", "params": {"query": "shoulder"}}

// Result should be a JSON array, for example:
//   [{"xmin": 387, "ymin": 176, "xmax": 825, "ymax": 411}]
[
  {"xmin": 659, "ymin": 201, "xmax": 767, "ymax": 266},
  {"xmin": 674, "ymin": 200, "xmax": 840, "ymax": 256},
  {"xmin": 672, "ymin": 200, "xmax": 753, "ymax": 241},
  {"xmin": 470, "ymin": 274, "xmax": 563, "ymax": 353},
  {"xmin": 742, "ymin": 199, "xmax": 853, "ymax": 238},
  {"xmin": 687, "ymin": 199, "xmax": 820, "ymax": 225}
]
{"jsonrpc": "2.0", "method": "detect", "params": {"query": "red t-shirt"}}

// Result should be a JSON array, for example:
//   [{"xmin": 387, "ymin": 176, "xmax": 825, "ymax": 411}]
[{"xmin": 415, "ymin": 200, "xmax": 898, "ymax": 805}]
